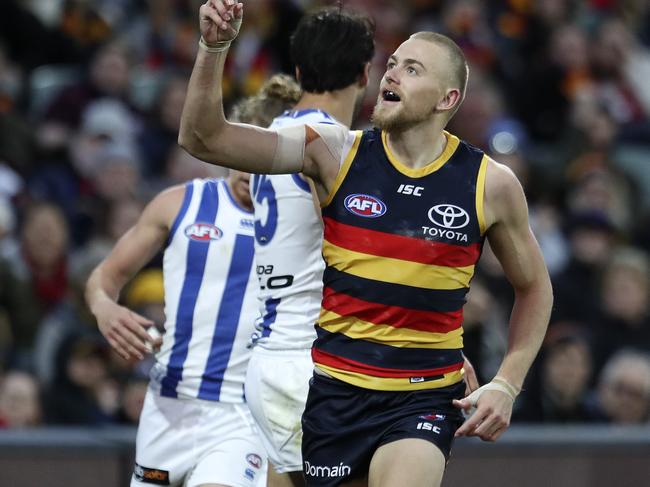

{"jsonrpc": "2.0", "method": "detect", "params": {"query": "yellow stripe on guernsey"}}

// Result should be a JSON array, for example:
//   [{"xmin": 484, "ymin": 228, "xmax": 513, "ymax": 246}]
[
  {"xmin": 322, "ymin": 240, "xmax": 475, "ymax": 290},
  {"xmin": 316, "ymin": 364, "xmax": 465, "ymax": 391},
  {"xmin": 322, "ymin": 131, "xmax": 363, "ymax": 208},
  {"xmin": 319, "ymin": 309, "xmax": 464, "ymax": 349},
  {"xmin": 476, "ymin": 154, "xmax": 489, "ymax": 235}
]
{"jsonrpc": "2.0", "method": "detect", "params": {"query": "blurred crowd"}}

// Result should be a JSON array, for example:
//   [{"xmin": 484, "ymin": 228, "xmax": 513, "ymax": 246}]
[{"xmin": 0, "ymin": 0, "xmax": 649, "ymax": 429}]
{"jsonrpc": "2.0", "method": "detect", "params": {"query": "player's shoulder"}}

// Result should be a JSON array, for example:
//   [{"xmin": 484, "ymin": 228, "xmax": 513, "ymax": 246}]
[
  {"xmin": 270, "ymin": 109, "xmax": 338, "ymax": 128},
  {"xmin": 143, "ymin": 180, "xmax": 205, "ymax": 227},
  {"xmin": 140, "ymin": 184, "xmax": 186, "ymax": 228},
  {"xmin": 148, "ymin": 183, "xmax": 187, "ymax": 211},
  {"xmin": 484, "ymin": 157, "xmax": 521, "ymax": 196},
  {"xmin": 484, "ymin": 157, "xmax": 527, "ymax": 227}
]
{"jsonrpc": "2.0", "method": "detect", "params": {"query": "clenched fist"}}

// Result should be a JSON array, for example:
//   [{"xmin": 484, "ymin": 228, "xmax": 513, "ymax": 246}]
[{"xmin": 199, "ymin": 0, "xmax": 243, "ymax": 46}]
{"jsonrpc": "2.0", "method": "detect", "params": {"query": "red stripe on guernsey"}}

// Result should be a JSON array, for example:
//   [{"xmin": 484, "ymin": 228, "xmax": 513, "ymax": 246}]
[
  {"xmin": 323, "ymin": 217, "xmax": 481, "ymax": 267},
  {"xmin": 322, "ymin": 286, "xmax": 462, "ymax": 333},
  {"xmin": 313, "ymin": 348, "xmax": 464, "ymax": 378}
]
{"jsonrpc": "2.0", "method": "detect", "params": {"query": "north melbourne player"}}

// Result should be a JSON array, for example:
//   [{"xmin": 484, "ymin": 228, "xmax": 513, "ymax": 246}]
[{"xmin": 86, "ymin": 78, "xmax": 301, "ymax": 487}]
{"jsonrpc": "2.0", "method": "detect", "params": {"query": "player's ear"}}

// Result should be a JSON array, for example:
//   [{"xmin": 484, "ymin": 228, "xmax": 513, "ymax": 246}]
[
  {"xmin": 436, "ymin": 88, "xmax": 461, "ymax": 113},
  {"xmin": 358, "ymin": 62, "xmax": 371, "ymax": 88}
]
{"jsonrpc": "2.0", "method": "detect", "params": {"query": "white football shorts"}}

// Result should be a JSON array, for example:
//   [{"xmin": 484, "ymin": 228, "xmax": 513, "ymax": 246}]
[
  {"xmin": 131, "ymin": 388, "xmax": 267, "ymax": 487},
  {"xmin": 244, "ymin": 348, "xmax": 313, "ymax": 474}
]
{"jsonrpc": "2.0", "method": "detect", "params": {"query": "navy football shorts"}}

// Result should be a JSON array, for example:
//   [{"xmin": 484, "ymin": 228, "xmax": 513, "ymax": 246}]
[{"xmin": 301, "ymin": 373, "xmax": 466, "ymax": 486}]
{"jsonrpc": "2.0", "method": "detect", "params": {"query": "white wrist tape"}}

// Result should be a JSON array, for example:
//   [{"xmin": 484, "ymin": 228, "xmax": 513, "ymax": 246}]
[
  {"xmin": 465, "ymin": 377, "xmax": 519, "ymax": 407},
  {"xmin": 199, "ymin": 36, "xmax": 231, "ymax": 53},
  {"xmin": 198, "ymin": 15, "xmax": 242, "ymax": 53}
]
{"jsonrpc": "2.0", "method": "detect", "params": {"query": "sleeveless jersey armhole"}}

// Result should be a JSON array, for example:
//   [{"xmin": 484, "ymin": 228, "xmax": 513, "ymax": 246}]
[
  {"xmin": 476, "ymin": 155, "xmax": 489, "ymax": 235},
  {"xmin": 321, "ymin": 130, "xmax": 363, "ymax": 208}
]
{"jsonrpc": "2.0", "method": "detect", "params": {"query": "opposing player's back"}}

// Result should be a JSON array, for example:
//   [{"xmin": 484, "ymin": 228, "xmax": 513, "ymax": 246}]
[
  {"xmin": 152, "ymin": 177, "xmax": 257, "ymax": 402},
  {"xmin": 250, "ymin": 110, "xmax": 339, "ymax": 350}
]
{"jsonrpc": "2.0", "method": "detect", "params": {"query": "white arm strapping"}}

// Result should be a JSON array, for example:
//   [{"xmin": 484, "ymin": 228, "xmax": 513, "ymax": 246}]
[
  {"xmin": 271, "ymin": 125, "xmax": 306, "ymax": 174},
  {"xmin": 271, "ymin": 123, "xmax": 352, "ymax": 174},
  {"xmin": 308, "ymin": 124, "xmax": 351, "ymax": 169}
]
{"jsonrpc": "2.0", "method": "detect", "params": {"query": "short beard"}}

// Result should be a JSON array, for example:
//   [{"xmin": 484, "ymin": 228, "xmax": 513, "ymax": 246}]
[{"xmin": 371, "ymin": 101, "xmax": 431, "ymax": 132}]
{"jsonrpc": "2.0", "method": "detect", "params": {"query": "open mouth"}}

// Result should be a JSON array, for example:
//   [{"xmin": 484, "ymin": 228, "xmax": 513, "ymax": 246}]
[{"xmin": 382, "ymin": 90, "xmax": 401, "ymax": 102}]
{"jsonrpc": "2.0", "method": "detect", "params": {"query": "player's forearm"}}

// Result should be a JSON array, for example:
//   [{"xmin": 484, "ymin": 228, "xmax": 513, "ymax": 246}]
[
  {"xmin": 85, "ymin": 265, "xmax": 126, "ymax": 316},
  {"xmin": 178, "ymin": 47, "xmax": 229, "ymax": 160},
  {"xmin": 496, "ymin": 276, "xmax": 553, "ymax": 390}
]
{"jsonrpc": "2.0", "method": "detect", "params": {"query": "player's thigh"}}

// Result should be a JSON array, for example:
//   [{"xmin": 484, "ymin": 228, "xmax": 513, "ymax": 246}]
[
  {"xmin": 368, "ymin": 438, "xmax": 445, "ymax": 487},
  {"xmin": 132, "ymin": 391, "xmax": 197, "ymax": 486},
  {"xmin": 245, "ymin": 349, "xmax": 312, "ymax": 473},
  {"xmin": 187, "ymin": 435, "xmax": 265, "ymax": 487}
]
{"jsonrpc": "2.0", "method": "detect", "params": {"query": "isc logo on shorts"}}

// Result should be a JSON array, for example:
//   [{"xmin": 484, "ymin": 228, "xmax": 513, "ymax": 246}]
[
  {"xmin": 185, "ymin": 223, "xmax": 223, "ymax": 242},
  {"xmin": 344, "ymin": 194, "xmax": 387, "ymax": 218},
  {"xmin": 416, "ymin": 422, "xmax": 442, "ymax": 434}
]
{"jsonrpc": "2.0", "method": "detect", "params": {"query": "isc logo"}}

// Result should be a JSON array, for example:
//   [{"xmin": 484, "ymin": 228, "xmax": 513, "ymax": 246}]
[
  {"xmin": 344, "ymin": 194, "xmax": 387, "ymax": 218},
  {"xmin": 416, "ymin": 422, "xmax": 442, "ymax": 434},
  {"xmin": 397, "ymin": 184, "xmax": 424, "ymax": 196},
  {"xmin": 185, "ymin": 223, "xmax": 223, "ymax": 241}
]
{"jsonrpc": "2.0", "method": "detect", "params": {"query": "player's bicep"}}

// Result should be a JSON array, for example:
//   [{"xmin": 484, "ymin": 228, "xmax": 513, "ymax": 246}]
[
  {"xmin": 485, "ymin": 165, "xmax": 545, "ymax": 290},
  {"xmin": 103, "ymin": 224, "xmax": 166, "ymax": 281},
  {"xmin": 186, "ymin": 122, "xmax": 274, "ymax": 170},
  {"xmin": 101, "ymin": 188, "xmax": 181, "ymax": 282}
]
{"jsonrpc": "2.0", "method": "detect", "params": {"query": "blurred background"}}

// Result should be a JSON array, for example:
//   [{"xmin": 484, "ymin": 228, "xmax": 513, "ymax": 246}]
[{"xmin": 0, "ymin": 0, "xmax": 649, "ymax": 485}]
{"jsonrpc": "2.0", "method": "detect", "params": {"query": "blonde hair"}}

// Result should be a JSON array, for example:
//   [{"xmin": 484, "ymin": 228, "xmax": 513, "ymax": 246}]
[
  {"xmin": 410, "ymin": 31, "xmax": 469, "ymax": 118},
  {"xmin": 231, "ymin": 74, "xmax": 302, "ymax": 127}
]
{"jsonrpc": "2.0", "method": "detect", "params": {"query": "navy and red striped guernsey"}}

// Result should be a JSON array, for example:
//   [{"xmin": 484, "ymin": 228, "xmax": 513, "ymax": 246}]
[{"xmin": 314, "ymin": 128, "xmax": 488, "ymax": 391}]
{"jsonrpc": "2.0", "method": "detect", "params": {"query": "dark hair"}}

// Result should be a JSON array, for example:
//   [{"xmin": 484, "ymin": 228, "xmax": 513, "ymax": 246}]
[{"xmin": 290, "ymin": 7, "xmax": 375, "ymax": 93}]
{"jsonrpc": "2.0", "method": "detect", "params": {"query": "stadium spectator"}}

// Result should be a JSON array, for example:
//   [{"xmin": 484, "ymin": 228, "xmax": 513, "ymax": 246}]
[
  {"xmin": 42, "ymin": 331, "xmax": 116, "ymax": 425},
  {"xmin": 138, "ymin": 74, "xmax": 189, "ymax": 177},
  {"xmin": 515, "ymin": 324, "xmax": 595, "ymax": 423},
  {"xmin": 0, "ymin": 369, "xmax": 42, "ymax": 428},
  {"xmin": 552, "ymin": 211, "xmax": 618, "ymax": 324},
  {"xmin": 592, "ymin": 247, "xmax": 650, "ymax": 372},
  {"xmin": 43, "ymin": 40, "xmax": 136, "ymax": 132},
  {"xmin": 587, "ymin": 349, "xmax": 650, "ymax": 424}
]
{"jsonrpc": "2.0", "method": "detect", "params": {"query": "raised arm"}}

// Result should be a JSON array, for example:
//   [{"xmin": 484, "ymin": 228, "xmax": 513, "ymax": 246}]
[
  {"xmin": 178, "ymin": 1, "xmax": 274, "ymax": 170},
  {"xmin": 454, "ymin": 159, "xmax": 553, "ymax": 441},
  {"xmin": 179, "ymin": 1, "xmax": 311, "ymax": 176},
  {"xmin": 85, "ymin": 187, "xmax": 184, "ymax": 360}
]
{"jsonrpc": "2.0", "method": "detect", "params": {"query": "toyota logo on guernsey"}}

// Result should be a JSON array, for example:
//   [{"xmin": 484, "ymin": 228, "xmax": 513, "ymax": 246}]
[
  {"xmin": 423, "ymin": 204, "xmax": 470, "ymax": 242},
  {"xmin": 428, "ymin": 204, "xmax": 469, "ymax": 229},
  {"xmin": 344, "ymin": 194, "xmax": 387, "ymax": 218},
  {"xmin": 185, "ymin": 223, "xmax": 223, "ymax": 242}
]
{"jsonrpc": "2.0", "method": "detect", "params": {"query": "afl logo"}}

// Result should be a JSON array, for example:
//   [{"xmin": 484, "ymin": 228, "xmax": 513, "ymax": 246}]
[
  {"xmin": 427, "ymin": 204, "xmax": 469, "ymax": 229},
  {"xmin": 246, "ymin": 453, "xmax": 262, "ymax": 469},
  {"xmin": 344, "ymin": 194, "xmax": 387, "ymax": 218},
  {"xmin": 184, "ymin": 223, "xmax": 223, "ymax": 241}
]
